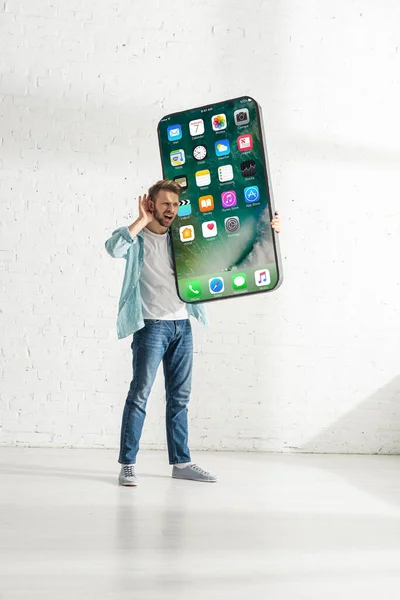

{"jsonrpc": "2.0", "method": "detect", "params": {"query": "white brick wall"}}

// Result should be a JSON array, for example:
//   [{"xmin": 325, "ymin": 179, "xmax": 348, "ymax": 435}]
[{"xmin": 1, "ymin": 0, "xmax": 400, "ymax": 454}]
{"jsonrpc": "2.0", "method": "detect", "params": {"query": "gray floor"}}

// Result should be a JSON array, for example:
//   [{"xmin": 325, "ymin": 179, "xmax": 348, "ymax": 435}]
[{"xmin": 1, "ymin": 448, "xmax": 400, "ymax": 599}]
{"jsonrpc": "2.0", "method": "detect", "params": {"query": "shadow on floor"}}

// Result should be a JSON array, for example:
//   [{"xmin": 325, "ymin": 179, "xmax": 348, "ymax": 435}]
[
  {"xmin": 0, "ymin": 462, "xmax": 171, "ymax": 484},
  {"xmin": 284, "ymin": 376, "xmax": 400, "ymax": 507}
]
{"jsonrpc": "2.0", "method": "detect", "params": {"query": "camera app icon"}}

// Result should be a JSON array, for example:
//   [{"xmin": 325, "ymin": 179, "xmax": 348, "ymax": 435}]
[{"xmin": 234, "ymin": 108, "xmax": 250, "ymax": 126}]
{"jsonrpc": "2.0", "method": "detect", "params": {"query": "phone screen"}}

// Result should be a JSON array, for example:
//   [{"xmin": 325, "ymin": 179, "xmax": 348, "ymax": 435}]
[{"xmin": 157, "ymin": 96, "xmax": 282, "ymax": 304}]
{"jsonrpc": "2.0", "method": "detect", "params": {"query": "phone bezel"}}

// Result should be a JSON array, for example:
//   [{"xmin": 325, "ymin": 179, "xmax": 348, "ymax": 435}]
[{"xmin": 157, "ymin": 95, "xmax": 283, "ymax": 304}]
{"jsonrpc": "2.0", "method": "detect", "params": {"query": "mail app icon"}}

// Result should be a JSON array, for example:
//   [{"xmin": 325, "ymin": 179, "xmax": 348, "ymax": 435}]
[{"xmin": 167, "ymin": 124, "xmax": 182, "ymax": 141}]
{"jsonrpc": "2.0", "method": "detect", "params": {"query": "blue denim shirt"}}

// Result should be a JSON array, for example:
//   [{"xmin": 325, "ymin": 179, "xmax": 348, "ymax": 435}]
[{"xmin": 105, "ymin": 227, "xmax": 208, "ymax": 339}]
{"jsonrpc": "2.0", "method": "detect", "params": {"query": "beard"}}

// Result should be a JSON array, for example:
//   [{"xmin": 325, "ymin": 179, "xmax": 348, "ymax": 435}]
[{"xmin": 153, "ymin": 208, "xmax": 175, "ymax": 228}]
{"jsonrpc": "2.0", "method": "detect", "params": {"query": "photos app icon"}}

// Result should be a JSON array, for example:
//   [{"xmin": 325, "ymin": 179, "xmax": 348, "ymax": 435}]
[{"xmin": 211, "ymin": 114, "xmax": 227, "ymax": 131}]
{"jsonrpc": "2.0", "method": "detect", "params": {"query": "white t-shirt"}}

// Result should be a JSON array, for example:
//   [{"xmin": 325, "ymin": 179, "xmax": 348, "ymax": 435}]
[{"xmin": 139, "ymin": 228, "xmax": 189, "ymax": 321}]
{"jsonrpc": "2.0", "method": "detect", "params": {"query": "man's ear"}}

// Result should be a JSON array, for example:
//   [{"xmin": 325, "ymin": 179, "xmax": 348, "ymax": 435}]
[{"xmin": 148, "ymin": 196, "xmax": 155, "ymax": 212}]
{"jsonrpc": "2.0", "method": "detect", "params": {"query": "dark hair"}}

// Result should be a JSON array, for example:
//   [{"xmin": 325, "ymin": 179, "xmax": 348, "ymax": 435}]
[{"xmin": 148, "ymin": 179, "xmax": 183, "ymax": 201}]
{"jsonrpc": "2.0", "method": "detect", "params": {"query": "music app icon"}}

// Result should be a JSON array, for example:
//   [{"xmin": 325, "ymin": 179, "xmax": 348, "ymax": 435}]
[
  {"xmin": 221, "ymin": 190, "xmax": 237, "ymax": 208},
  {"xmin": 255, "ymin": 269, "xmax": 271, "ymax": 287}
]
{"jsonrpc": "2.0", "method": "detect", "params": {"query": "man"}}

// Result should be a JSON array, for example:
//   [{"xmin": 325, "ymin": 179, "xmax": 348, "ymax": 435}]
[{"xmin": 105, "ymin": 180, "xmax": 281, "ymax": 487}]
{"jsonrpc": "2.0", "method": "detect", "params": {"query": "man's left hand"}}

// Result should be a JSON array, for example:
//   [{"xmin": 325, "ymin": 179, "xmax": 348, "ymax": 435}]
[{"xmin": 270, "ymin": 211, "xmax": 281, "ymax": 233}]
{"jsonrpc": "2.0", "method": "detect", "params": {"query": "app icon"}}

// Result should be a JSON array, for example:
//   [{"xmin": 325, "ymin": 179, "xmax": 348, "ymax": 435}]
[
  {"xmin": 186, "ymin": 280, "xmax": 202, "ymax": 299},
  {"xmin": 179, "ymin": 225, "xmax": 194, "ymax": 242},
  {"xmin": 209, "ymin": 277, "xmax": 224, "ymax": 294},
  {"xmin": 232, "ymin": 273, "xmax": 247, "ymax": 290},
  {"xmin": 193, "ymin": 145, "xmax": 207, "ymax": 161},
  {"xmin": 170, "ymin": 149, "xmax": 185, "ymax": 166},
  {"xmin": 215, "ymin": 139, "xmax": 230, "ymax": 157},
  {"xmin": 167, "ymin": 124, "xmax": 182, "ymax": 141},
  {"xmin": 255, "ymin": 269, "xmax": 271, "ymax": 286},
  {"xmin": 174, "ymin": 175, "xmax": 188, "ymax": 189},
  {"xmin": 225, "ymin": 216, "xmax": 240, "ymax": 233},
  {"xmin": 218, "ymin": 164, "xmax": 234, "ymax": 182},
  {"xmin": 234, "ymin": 108, "xmax": 250, "ymax": 126},
  {"xmin": 189, "ymin": 119, "xmax": 205, "ymax": 136},
  {"xmin": 241, "ymin": 159, "xmax": 256, "ymax": 177},
  {"xmin": 238, "ymin": 134, "xmax": 253, "ymax": 151},
  {"xmin": 199, "ymin": 195, "xmax": 214, "ymax": 212},
  {"xmin": 221, "ymin": 190, "xmax": 237, "ymax": 208},
  {"xmin": 202, "ymin": 220, "xmax": 217, "ymax": 238},
  {"xmin": 196, "ymin": 169, "xmax": 211, "ymax": 187},
  {"xmin": 178, "ymin": 199, "xmax": 192, "ymax": 217},
  {"xmin": 244, "ymin": 186, "xmax": 260, "ymax": 203},
  {"xmin": 211, "ymin": 113, "xmax": 227, "ymax": 131}
]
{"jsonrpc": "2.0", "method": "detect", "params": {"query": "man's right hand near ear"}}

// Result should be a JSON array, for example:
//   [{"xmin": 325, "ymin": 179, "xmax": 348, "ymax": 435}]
[{"xmin": 128, "ymin": 194, "xmax": 154, "ymax": 238}]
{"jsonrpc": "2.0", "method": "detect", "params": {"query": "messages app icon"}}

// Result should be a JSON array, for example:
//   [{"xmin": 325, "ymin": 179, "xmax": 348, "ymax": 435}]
[{"xmin": 232, "ymin": 273, "xmax": 247, "ymax": 290}]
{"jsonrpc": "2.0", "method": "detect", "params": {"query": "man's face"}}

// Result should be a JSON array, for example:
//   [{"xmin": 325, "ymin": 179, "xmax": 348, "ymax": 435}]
[{"xmin": 151, "ymin": 190, "xmax": 180, "ymax": 228}]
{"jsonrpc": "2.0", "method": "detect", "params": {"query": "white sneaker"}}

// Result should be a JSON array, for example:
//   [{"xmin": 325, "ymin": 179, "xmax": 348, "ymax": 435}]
[{"xmin": 118, "ymin": 464, "xmax": 138, "ymax": 486}]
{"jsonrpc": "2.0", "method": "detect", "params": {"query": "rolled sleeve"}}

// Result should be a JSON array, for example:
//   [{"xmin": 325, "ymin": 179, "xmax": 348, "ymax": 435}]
[{"xmin": 105, "ymin": 227, "xmax": 137, "ymax": 258}]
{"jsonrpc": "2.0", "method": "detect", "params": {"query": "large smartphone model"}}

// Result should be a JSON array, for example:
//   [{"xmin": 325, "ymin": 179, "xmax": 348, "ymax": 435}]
[{"xmin": 157, "ymin": 96, "xmax": 283, "ymax": 304}]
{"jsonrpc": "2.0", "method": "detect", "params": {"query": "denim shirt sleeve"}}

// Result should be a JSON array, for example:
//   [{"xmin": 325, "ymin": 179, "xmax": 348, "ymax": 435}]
[{"xmin": 105, "ymin": 227, "xmax": 138, "ymax": 259}]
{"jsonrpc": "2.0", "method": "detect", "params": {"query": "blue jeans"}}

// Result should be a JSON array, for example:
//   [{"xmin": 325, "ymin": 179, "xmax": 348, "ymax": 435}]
[{"xmin": 118, "ymin": 319, "xmax": 193, "ymax": 465}]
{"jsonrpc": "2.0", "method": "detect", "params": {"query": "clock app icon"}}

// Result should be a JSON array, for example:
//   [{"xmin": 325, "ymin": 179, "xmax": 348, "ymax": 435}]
[{"xmin": 192, "ymin": 145, "xmax": 207, "ymax": 161}]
